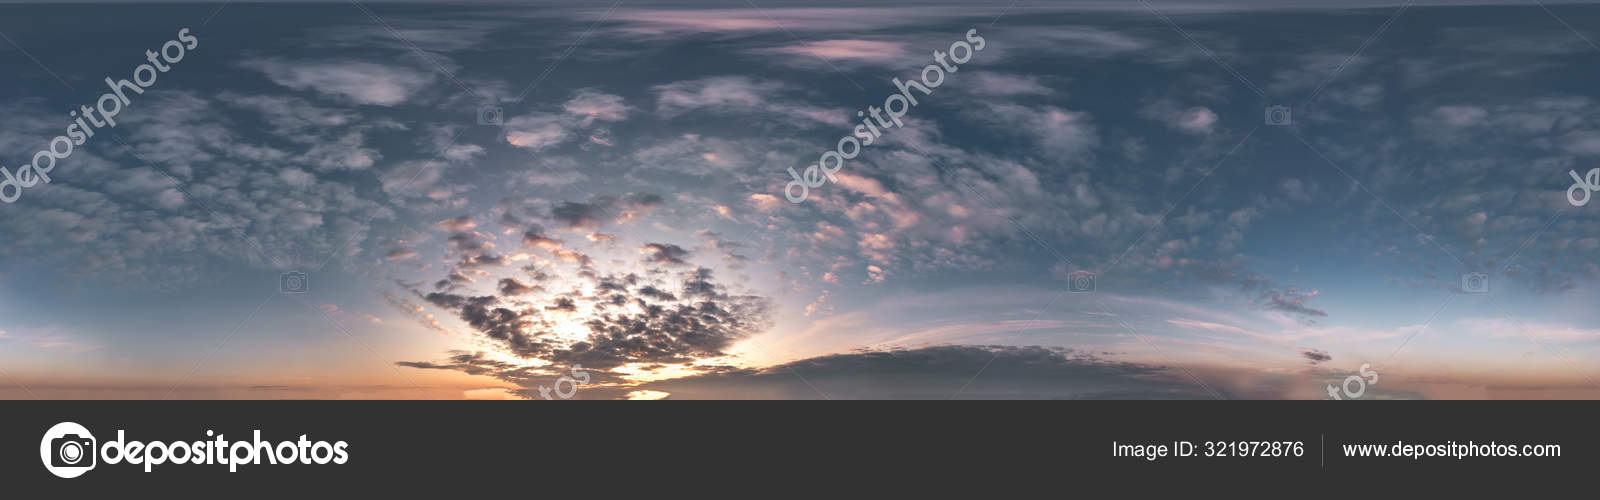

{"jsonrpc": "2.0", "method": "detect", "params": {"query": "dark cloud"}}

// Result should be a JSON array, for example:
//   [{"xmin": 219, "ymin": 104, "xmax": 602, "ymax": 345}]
[
  {"xmin": 456, "ymin": 253, "xmax": 506, "ymax": 270},
  {"xmin": 397, "ymin": 350, "xmax": 631, "ymax": 398},
  {"xmin": 446, "ymin": 232, "xmax": 494, "ymax": 253},
  {"xmin": 460, "ymin": 302, "xmax": 546, "ymax": 358},
  {"xmin": 550, "ymin": 193, "xmax": 664, "ymax": 229},
  {"xmin": 555, "ymin": 296, "xmax": 770, "ymax": 368},
  {"xmin": 1186, "ymin": 264, "xmax": 1331, "ymax": 321},
  {"xmin": 636, "ymin": 285, "xmax": 677, "ymax": 301},
  {"xmin": 522, "ymin": 225, "xmax": 562, "ymax": 248},
  {"xmin": 498, "ymin": 278, "xmax": 542, "ymax": 296},
  {"xmin": 397, "ymin": 351, "xmax": 516, "ymax": 376},
  {"xmin": 1300, "ymin": 348, "xmax": 1332, "ymax": 364},
  {"xmin": 399, "ymin": 262, "xmax": 771, "ymax": 381},
  {"xmin": 1261, "ymin": 288, "xmax": 1328, "ymax": 320},
  {"xmin": 550, "ymin": 202, "xmax": 606, "ymax": 230},
  {"xmin": 545, "ymin": 296, "xmax": 578, "ymax": 312},
  {"xmin": 594, "ymin": 274, "xmax": 637, "ymax": 294},
  {"xmin": 421, "ymin": 292, "xmax": 491, "ymax": 310},
  {"xmin": 641, "ymin": 243, "xmax": 691, "ymax": 266},
  {"xmin": 635, "ymin": 345, "xmax": 1222, "ymax": 400},
  {"xmin": 433, "ymin": 270, "xmax": 474, "ymax": 291}
]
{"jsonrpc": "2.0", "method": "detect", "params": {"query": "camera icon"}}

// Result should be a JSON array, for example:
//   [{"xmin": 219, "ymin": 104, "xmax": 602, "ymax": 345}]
[
  {"xmin": 1068, "ymin": 271, "xmax": 1096, "ymax": 293},
  {"xmin": 478, "ymin": 105, "xmax": 503, "ymax": 126},
  {"xmin": 52, "ymin": 433, "xmax": 96, "ymax": 469},
  {"xmin": 40, "ymin": 422, "xmax": 96, "ymax": 478},
  {"xmin": 280, "ymin": 271, "xmax": 309, "ymax": 294},
  {"xmin": 1265, "ymin": 105, "xmax": 1292, "ymax": 126},
  {"xmin": 1461, "ymin": 272, "xmax": 1489, "ymax": 294}
]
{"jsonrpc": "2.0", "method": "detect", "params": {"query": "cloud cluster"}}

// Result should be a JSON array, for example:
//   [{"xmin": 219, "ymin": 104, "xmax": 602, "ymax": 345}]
[
  {"xmin": 503, "ymin": 89, "xmax": 632, "ymax": 151},
  {"xmin": 394, "ymin": 199, "xmax": 774, "ymax": 391}
]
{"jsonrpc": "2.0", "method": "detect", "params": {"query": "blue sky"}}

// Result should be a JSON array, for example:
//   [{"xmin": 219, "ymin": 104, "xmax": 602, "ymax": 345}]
[{"xmin": 1, "ymin": 1, "xmax": 1598, "ymax": 399}]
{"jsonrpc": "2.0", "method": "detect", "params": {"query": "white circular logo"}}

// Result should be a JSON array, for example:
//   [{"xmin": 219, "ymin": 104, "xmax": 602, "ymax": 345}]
[{"xmin": 40, "ymin": 422, "xmax": 96, "ymax": 478}]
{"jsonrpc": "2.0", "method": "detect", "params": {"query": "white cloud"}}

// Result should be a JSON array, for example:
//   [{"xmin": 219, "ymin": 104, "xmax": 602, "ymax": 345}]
[
  {"xmin": 504, "ymin": 113, "xmax": 572, "ymax": 150},
  {"xmin": 563, "ymin": 89, "xmax": 633, "ymax": 125},
  {"xmin": 504, "ymin": 90, "xmax": 635, "ymax": 151},
  {"xmin": 652, "ymin": 76, "xmax": 841, "ymax": 126},
  {"xmin": 654, "ymin": 76, "xmax": 783, "ymax": 116},
  {"xmin": 1177, "ymin": 107, "xmax": 1218, "ymax": 134},
  {"xmin": 1140, "ymin": 99, "xmax": 1219, "ymax": 134},
  {"xmin": 242, "ymin": 59, "xmax": 435, "ymax": 106},
  {"xmin": 756, "ymin": 39, "xmax": 910, "ymax": 67}
]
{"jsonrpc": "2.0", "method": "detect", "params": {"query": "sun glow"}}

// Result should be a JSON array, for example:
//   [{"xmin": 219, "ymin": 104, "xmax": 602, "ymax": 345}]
[
  {"xmin": 549, "ymin": 315, "xmax": 592, "ymax": 344},
  {"xmin": 625, "ymin": 390, "xmax": 670, "ymax": 400},
  {"xmin": 608, "ymin": 363, "xmax": 708, "ymax": 383}
]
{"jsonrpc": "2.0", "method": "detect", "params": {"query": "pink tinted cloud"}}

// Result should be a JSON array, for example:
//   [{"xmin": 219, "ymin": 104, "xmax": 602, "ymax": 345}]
[{"xmin": 763, "ymin": 39, "xmax": 909, "ymax": 64}]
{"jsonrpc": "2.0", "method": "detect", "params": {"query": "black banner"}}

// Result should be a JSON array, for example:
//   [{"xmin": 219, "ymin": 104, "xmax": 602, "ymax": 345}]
[{"xmin": 4, "ymin": 401, "xmax": 1592, "ymax": 493}]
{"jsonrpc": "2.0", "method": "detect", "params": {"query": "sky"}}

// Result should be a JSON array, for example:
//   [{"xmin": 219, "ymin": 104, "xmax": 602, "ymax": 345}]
[{"xmin": 1, "ymin": 1, "xmax": 1599, "ymax": 400}]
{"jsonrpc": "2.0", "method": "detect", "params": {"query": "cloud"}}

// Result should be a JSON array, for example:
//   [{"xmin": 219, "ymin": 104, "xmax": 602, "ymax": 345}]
[
  {"xmin": 654, "ymin": 76, "xmax": 783, "ymax": 115},
  {"xmin": 652, "ymin": 76, "xmax": 839, "ymax": 126},
  {"xmin": 610, "ymin": 8, "xmax": 962, "ymax": 36},
  {"xmin": 319, "ymin": 303, "xmax": 383, "ymax": 324},
  {"xmin": 399, "ymin": 266, "xmax": 772, "ymax": 375},
  {"xmin": 396, "ymin": 186, "xmax": 772, "ymax": 392},
  {"xmin": 1167, "ymin": 318, "xmax": 1257, "ymax": 337},
  {"xmin": 968, "ymin": 72, "xmax": 1055, "ymax": 96},
  {"xmin": 625, "ymin": 390, "xmax": 671, "ymax": 400},
  {"xmin": 1261, "ymin": 288, "xmax": 1328, "ymax": 319},
  {"xmin": 397, "ymin": 351, "xmax": 517, "ymax": 376},
  {"xmin": 503, "ymin": 113, "xmax": 572, "ymax": 150},
  {"xmin": 1300, "ymin": 348, "xmax": 1332, "ymax": 364},
  {"xmin": 804, "ymin": 290, "xmax": 832, "ymax": 316},
  {"xmin": 0, "ymin": 326, "xmax": 103, "ymax": 353},
  {"xmin": 1176, "ymin": 107, "xmax": 1219, "ymax": 134},
  {"xmin": 563, "ymin": 89, "xmax": 633, "ymax": 124},
  {"xmin": 521, "ymin": 225, "xmax": 563, "ymax": 249},
  {"xmin": 495, "ymin": 277, "xmax": 539, "ymax": 295},
  {"xmin": 0, "ymin": 91, "xmax": 407, "ymax": 284},
  {"xmin": 970, "ymin": 103, "xmax": 1097, "ymax": 158},
  {"xmin": 503, "ymin": 90, "xmax": 633, "ymax": 150},
  {"xmin": 756, "ymin": 39, "xmax": 910, "ymax": 67},
  {"xmin": 640, "ymin": 243, "xmax": 691, "ymax": 266},
  {"xmin": 240, "ymin": 59, "xmax": 435, "ymax": 106},
  {"xmin": 217, "ymin": 92, "xmax": 355, "ymax": 136},
  {"xmin": 436, "ymin": 215, "xmax": 478, "ymax": 232},
  {"xmin": 549, "ymin": 193, "xmax": 664, "ymax": 230},
  {"xmin": 1139, "ymin": 99, "xmax": 1219, "ymax": 134},
  {"xmin": 635, "ymin": 345, "xmax": 1221, "ymax": 400}
]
